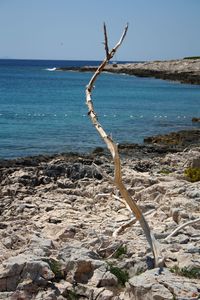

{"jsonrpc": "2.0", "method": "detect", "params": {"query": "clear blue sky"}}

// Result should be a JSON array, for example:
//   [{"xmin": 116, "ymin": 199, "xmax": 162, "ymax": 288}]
[{"xmin": 0, "ymin": 0, "xmax": 200, "ymax": 61}]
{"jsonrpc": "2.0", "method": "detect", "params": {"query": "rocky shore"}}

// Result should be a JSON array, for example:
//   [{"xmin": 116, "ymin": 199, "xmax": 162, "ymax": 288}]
[
  {"xmin": 0, "ymin": 129, "xmax": 200, "ymax": 299},
  {"xmin": 57, "ymin": 58, "xmax": 200, "ymax": 85}
]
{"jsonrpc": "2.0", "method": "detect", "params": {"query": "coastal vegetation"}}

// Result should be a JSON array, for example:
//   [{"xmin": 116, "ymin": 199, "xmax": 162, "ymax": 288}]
[
  {"xmin": 109, "ymin": 265, "xmax": 129, "ymax": 286},
  {"xmin": 170, "ymin": 265, "xmax": 200, "ymax": 279},
  {"xmin": 184, "ymin": 56, "xmax": 200, "ymax": 60},
  {"xmin": 185, "ymin": 167, "xmax": 200, "ymax": 182},
  {"xmin": 113, "ymin": 244, "xmax": 127, "ymax": 259}
]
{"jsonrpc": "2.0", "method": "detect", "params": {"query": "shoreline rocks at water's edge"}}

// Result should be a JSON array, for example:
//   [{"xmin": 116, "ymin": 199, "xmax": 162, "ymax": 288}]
[
  {"xmin": 1, "ymin": 128, "xmax": 199, "ymax": 168},
  {"xmin": 0, "ymin": 129, "xmax": 200, "ymax": 299},
  {"xmin": 57, "ymin": 58, "xmax": 200, "ymax": 85},
  {"xmin": 144, "ymin": 128, "xmax": 200, "ymax": 147}
]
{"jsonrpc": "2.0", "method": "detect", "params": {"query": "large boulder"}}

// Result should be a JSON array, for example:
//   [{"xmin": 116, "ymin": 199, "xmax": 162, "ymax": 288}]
[
  {"xmin": 0, "ymin": 254, "xmax": 54, "ymax": 292},
  {"xmin": 58, "ymin": 242, "xmax": 107, "ymax": 285},
  {"xmin": 121, "ymin": 268, "xmax": 200, "ymax": 300}
]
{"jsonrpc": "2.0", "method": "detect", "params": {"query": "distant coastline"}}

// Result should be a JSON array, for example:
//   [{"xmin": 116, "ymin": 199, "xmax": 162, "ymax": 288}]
[{"xmin": 57, "ymin": 58, "xmax": 200, "ymax": 85}]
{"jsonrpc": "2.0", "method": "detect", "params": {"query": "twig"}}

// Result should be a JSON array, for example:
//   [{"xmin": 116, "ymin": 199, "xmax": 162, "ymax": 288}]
[
  {"xmin": 87, "ymin": 23, "xmax": 128, "ymax": 93},
  {"xmin": 92, "ymin": 162, "xmax": 113, "ymax": 184},
  {"xmin": 96, "ymin": 193, "xmax": 111, "ymax": 198},
  {"xmin": 112, "ymin": 194, "xmax": 132, "ymax": 212},
  {"xmin": 165, "ymin": 217, "xmax": 200, "ymax": 240},
  {"xmin": 85, "ymin": 23, "xmax": 164, "ymax": 267},
  {"xmin": 103, "ymin": 22, "xmax": 109, "ymax": 59},
  {"xmin": 113, "ymin": 209, "xmax": 155, "ymax": 237},
  {"xmin": 107, "ymin": 242, "xmax": 124, "ymax": 259}
]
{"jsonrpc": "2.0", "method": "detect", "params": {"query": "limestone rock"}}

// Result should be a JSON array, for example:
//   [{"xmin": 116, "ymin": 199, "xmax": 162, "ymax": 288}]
[
  {"xmin": 96, "ymin": 289, "xmax": 114, "ymax": 300},
  {"xmin": 29, "ymin": 236, "xmax": 55, "ymax": 256},
  {"xmin": 192, "ymin": 117, "xmax": 200, "ymax": 123},
  {"xmin": 122, "ymin": 268, "xmax": 200, "ymax": 300},
  {"xmin": 58, "ymin": 243, "xmax": 107, "ymax": 285},
  {"xmin": 170, "ymin": 208, "xmax": 181, "ymax": 224},
  {"xmin": 0, "ymin": 146, "xmax": 200, "ymax": 299},
  {"xmin": 0, "ymin": 254, "xmax": 55, "ymax": 292}
]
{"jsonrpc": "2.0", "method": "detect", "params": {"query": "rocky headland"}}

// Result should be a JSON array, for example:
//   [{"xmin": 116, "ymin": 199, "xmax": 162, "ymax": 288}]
[
  {"xmin": 57, "ymin": 58, "xmax": 200, "ymax": 85},
  {"xmin": 0, "ymin": 129, "xmax": 200, "ymax": 299}
]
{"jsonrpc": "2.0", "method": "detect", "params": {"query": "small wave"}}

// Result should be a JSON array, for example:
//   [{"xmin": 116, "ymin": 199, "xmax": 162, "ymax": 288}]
[{"xmin": 45, "ymin": 67, "xmax": 57, "ymax": 71}]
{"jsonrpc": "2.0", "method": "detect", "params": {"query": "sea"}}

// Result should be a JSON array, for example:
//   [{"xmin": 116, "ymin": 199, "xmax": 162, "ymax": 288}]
[{"xmin": 0, "ymin": 59, "xmax": 200, "ymax": 159}]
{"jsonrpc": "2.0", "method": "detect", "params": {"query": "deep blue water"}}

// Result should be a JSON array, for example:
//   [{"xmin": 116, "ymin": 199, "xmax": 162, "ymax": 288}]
[{"xmin": 0, "ymin": 59, "xmax": 199, "ymax": 159}]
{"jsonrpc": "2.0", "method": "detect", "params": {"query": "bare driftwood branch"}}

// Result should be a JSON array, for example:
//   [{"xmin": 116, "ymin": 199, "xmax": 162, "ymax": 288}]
[
  {"xmin": 165, "ymin": 217, "xmax": 200, "ymax": 240},
  {"xmin": 86, "ymin": 23, "xmax": 164, "ymax": 267}
]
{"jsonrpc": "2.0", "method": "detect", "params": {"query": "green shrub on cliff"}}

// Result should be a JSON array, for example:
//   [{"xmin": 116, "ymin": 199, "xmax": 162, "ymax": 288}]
[
  {"xmin": 184, "ymin": 167, "xmax": 200, "ymax": 182},
  {"xmin": 42, "ymin": 258, "xmax": 64, "ymax": 280},
  {"xmin": 109, "ymin": 265, "xmax": 129, "ymax": 286},
  {"xmin": 170, "ymin": 265, "xmax": 200, "ymax": 279},
  {"xmin": 113, "ymin": 245, "xmax": 127, "ymax": 258},
  {"xmin": 184, "ymin": 56, "xmax": 200, "ymax": 60}
]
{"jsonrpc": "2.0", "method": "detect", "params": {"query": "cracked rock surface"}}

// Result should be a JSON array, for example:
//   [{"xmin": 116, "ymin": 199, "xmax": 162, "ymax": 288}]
[{"xmin": 0, "ymin": 144, "xmax": 199, "ymax": 299}]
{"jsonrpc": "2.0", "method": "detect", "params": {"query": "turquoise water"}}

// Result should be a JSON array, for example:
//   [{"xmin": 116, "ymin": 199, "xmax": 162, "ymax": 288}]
[{"xmin": 0, "ymin": 59, "xmax": 200, "ymax": 159}]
